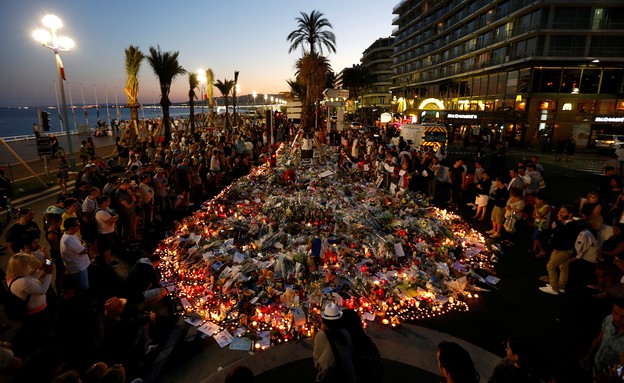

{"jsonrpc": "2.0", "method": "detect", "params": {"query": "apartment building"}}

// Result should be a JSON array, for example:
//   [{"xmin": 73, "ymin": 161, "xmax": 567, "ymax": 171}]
[
  {"xmin": 392, "ymin": 0, "xmax": 624, "ymax": 147},
  {"xmin": 361, "ymin": 37, "xmax": 394, "ymax": 110}
]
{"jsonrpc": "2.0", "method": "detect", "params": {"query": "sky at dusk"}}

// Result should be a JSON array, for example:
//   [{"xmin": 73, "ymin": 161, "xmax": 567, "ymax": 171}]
[{"xmin": 0, "ymin": 1, "xmax": 394, "ymax": 107}]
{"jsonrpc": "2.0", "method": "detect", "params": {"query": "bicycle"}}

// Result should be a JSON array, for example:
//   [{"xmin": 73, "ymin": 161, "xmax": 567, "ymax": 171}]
[{"xmin": 0, "ymin": 197, "xmax": 17, "ymax": 235}]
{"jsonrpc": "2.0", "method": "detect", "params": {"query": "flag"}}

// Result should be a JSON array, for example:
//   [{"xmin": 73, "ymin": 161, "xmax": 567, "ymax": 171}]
[{"xmin": 57, "ymin": 55, "xmax": 67, "ymax": 81}]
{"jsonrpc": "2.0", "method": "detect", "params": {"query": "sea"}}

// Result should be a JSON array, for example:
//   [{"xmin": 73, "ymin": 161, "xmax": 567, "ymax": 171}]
[
  {"xmin": 0, "ymin": 102, "xmax": 263, "ymax": 139},
  {"xmin": 0, "ymin": 105, "xmax": 199, "ymax": 138}
]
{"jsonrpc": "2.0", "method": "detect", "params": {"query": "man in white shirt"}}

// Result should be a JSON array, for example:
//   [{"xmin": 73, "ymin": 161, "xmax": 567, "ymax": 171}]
[
  {"xmin": 95, "ymin": 196, "xmax": 119, "ymax": 266},
  {"xmin": 60, "ymin": 217, "xmax": 90, "ymax": 291}
]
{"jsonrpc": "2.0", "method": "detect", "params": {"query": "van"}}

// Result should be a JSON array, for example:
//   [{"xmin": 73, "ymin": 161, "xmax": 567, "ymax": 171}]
[
  {"xmin": 392, "ymin": 123, "xmax": 448, "ymax": 149},
  {"xmin": 595, "ymin": 134, "xmax": 624, "ymax": 152}
]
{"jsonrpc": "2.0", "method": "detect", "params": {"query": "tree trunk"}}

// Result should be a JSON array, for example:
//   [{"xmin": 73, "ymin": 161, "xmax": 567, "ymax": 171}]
[
  {"xmin": 161, "ymin": 96, "xmax": 172, "ymax": 145},
  {"xmin": 129, "ymin": 104, "xmax": 140, "ymax": 144},
  {"xmin": 224, "ymin": 96, "xmax": 231, "ymax": 128},
  {"xmin": 189, "ymin": 100, "xmax": 195, "ymax": 135}
]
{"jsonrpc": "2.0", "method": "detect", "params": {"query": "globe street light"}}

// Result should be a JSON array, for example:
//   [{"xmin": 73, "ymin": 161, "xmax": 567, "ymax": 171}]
[{"xmin": 33, "ymin": 14, "xmax": 76, "ymax": 169}]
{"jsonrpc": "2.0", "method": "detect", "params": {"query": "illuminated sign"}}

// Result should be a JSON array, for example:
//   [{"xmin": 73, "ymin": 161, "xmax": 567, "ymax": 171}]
[
  {"xmin": 595, "ymin": 117, "xmax": 624, "ymax": 123},
  {"xmin": 447, "ymin": 113, "xmax": 478, "ymax": 119},
  {"xmin": 562, "ymin": 103, "xmax": 572, "ymax": 111},
  {"xmin": 418, "ymin": 98, "xmax": 445, "ymax": 110}
]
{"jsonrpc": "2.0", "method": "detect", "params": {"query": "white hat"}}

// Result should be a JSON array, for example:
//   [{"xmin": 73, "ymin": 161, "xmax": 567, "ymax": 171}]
[{"xmin": 321, "ymin": 303, "xmax": 343, "ymax": 320}]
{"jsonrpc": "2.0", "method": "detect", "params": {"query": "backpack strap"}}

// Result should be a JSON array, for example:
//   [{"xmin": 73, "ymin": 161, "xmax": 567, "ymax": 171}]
[{"xmin": 8, "ymin": 277, "xmax": 32, "ymax": 304}]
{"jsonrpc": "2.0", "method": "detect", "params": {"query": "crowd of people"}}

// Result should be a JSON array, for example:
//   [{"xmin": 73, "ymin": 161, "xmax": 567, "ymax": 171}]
[
  {"xmin": 0, "ymin": 116, "xmax": 297, "ymax": 382},
  {"xmin": 1, "ymin": 116, "xmax": 624, "ymax": 382}
]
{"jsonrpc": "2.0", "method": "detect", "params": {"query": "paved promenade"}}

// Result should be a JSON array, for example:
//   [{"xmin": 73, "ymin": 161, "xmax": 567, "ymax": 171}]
[{"xmin": 0, "ymin": 133, "xmax": 117, "ymax": 183}]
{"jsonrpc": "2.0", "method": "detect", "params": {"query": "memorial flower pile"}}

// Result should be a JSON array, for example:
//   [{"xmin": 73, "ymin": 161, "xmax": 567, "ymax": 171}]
[{"xmin": 155, "ymin": 145, "xmax": 496, "ymax": 350}]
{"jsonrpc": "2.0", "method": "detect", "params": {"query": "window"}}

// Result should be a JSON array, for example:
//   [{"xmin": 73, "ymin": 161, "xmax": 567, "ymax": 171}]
[
  {"xmin": 580, "ymin": 69, "xmax": 600, "ymax": 93},
  {"xmin": 506, "ymin": 71, "xmax": 518, "ymax": 95},
  {"xmin": 552, "ymin": 7, "xmax": 590, "ymax": 29},
  {"xmin": 560, "ymin": 69, "xmax": 581, "ymax": 93},
  {"xmin": 601, "ymin": 69, "xmax": 624, "ymax": 94},
  {"xmin": 518, "ymin": 69, "xmax": 531, "ymax": 93},
  {"xmin": 533, "ymin": 68, "xmax": 562, "ymax": 93},
  {"xmin": 488, "ymin": 74, "xmax": 499, "ymax": 95},
  {"xmin": 549, "ymin": 35, "xmax": 586, "ymax": 56},
  {"xmin": 592, "ymin": 8, "xmax": 605, "ymax": 29}
]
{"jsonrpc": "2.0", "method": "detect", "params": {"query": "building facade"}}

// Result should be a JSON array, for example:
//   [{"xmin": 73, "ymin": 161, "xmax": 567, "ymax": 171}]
[
  {"xmin": 361, "ymin": 37, "xmax": 394, "ymax": 110},
  {"xmin": 391, "ymin": 0, "xmax": 624, "ymax": 147}
]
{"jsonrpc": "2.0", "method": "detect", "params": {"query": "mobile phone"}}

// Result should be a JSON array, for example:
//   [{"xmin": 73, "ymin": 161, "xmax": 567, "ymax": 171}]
[{"xmin": 45, "ymin": 259, "xmax": 52, "ymax": 266}]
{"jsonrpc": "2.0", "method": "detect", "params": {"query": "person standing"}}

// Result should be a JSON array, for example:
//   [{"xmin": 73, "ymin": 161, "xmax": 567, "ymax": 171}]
[
  {"xmin": 539, "ymin": 205, "xmax": 580, "ymax": 295},
  {"xmin": 581, "ymin": 298, "xmax": 624, "ymax": 379},
  {"xmin": 57, "ymin": 157, "xmax": 69, "ymax": 195},
  {"xmin": 4, "ymin": 208, "xmax": 40, "ymax": 255},
  {"xmin": 313, "ymin": 303, "xmax": 357, "ymax": 383},
  {"xmin": 95, "ymin": 196, "xmax": 119, "ymax": 266},
  {"xmin": 436, "ymin": 341, "xmax": 480, "ymax": 383},
  {"xmin": 448, "ymin": 159, "xmax": 466, "ymax": 210},
  {"xmin": 60, "ymin": 217, "xmax": 90, "ymax": 292},
  {"xmin": 487, "ymin": 178, "xmax": 509, "ymax": 239}
]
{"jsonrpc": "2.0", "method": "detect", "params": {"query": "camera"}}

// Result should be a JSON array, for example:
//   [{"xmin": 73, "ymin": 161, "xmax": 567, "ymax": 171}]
[{"xmin": 45, "ymin": 259, "xmax": 52, "ymax": 266}]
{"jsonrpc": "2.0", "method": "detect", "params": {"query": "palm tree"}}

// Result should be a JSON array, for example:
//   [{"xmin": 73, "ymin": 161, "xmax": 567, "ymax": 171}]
[
  {"xmin": 188, "ymin": 72, "xmax": 199, "ymax": 134},
  {"xmin": 205, "ymin": 68, "xmax": 215, "ymax": 119},
  {"xmin": 123, "ymin": 45, "xmax": 144, "ymax": 142},
  {"xmin": 214, "ymin": 79, "xmax": 235, "ymax": 128},
  {"xmin": 295, "ymin": 52, "xmax": 331, "ymax": 131},
  {"xmin": 287, "ymin": 10, "xmax": 336, "ymax": 55},
  {"xmin": 146, "ymin": 45, "xmax": 186, "ymax": 144},
  {"xmin": 287, "ymin": 78, "xmax": 307, "ymax": 128}
]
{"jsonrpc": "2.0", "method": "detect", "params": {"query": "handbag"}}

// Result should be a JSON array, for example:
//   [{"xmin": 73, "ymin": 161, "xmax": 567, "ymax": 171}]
[{"xmin": 504, "ymin": 212, "xmax": 518, "ymax": 233}]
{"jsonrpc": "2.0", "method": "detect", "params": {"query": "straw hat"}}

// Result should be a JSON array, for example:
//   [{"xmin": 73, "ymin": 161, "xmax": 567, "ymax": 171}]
[
  {"xmin": 321, "ymin": 303, "xmax": 343, "ymax": 320},
  {"xmin": 104, "ymin": 297, "xmax": 127, "ymax": 318}
]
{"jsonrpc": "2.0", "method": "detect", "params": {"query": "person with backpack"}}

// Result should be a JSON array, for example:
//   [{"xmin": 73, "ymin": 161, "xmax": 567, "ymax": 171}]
[{"xmin": 313, "ymin": 303, "xmax": 357, "ymax": 383}]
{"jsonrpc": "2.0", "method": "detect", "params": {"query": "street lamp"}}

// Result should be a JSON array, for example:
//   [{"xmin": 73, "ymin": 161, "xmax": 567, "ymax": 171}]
[
  {"xmin": 33, "ymin": 14, "xmax": 76, "ymax": 169},
  {"xmin": 252, "ymin": 90, "xmax": 257, "ymax": 106}
]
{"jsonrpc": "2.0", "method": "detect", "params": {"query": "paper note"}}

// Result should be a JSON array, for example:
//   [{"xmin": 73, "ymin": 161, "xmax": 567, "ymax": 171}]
[
  {"xmin": 198, "ymin": 321, "xmax": 220, "ymax": 336},
  {"xmin": 257, "ymin": 331, "xmax": 271, "ymax": 349},
  {"xmin": 180, "ymin": 298, "xmax": 191, "ymax": 309},
  {"xmin": 394, "ymin": 243, "xmax": 405, "ymax": 257},
  {"xmin": 233, "ymin": 252, "xmax": 246, "ymax": 263},
  {"xmin": 213, "ymin": 330, "xmax": 234, "ymax": 348},
  {"xmin": 485, "ymin": 275, "xmax": 500, "ymax": 285},
  {"xmin": 230, "ymin": 337, "xmax": 253, "ymax": 351},
  {"xmin": 185, "ymin": 316, "xmax": 202, "ymax": 327},
  {"xmin": 362, "ymin": 312, "xmax": 375, "ymax": 321},
  {"xmin": 319, "ymin": 170, "xmax": 334, "ymax": 178}
]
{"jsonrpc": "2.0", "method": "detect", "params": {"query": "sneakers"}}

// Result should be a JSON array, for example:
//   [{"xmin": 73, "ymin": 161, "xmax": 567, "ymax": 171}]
[
  {"xmin": 490, "ymin": 232, "xmax": 500, "ymax": 238},
  {"xmin": 539, "ymin": 286, "xmax": 559, "ymax": 295},
  {"xmin": 546, "ymin": 284, "xmax": 565, "ymax": 293},
  {"xmin": 486, "ymin": 230, "xmax": 496, "ymax": 235}
]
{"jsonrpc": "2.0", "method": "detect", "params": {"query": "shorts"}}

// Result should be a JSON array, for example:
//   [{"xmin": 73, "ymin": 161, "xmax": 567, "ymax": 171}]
[
  {"xmin": 491, "ymin": 206, "xmax": 505, "ymax": 224},
  {"xmin": 475, "ymin": 194, "xmax": 489, "ymax": 207},
  {"xmin": 67, "ymin": 269, "xmax": 89, "ymax": 291},
  {"xmin": 97, "ymin": 232, "xmax": 116, "ymax": 252}
]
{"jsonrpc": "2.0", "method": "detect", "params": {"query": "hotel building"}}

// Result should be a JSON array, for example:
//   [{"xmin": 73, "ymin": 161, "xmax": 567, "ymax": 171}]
[{"xmin": 391, "ymin": 0, "xmax": 624, "ymax": 147}]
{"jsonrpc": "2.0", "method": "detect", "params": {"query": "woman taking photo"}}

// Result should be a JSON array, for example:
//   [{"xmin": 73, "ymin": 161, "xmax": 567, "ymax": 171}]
[{"xmin": 6, "ymin": 252, "xmax": 54, "ymax": 355}]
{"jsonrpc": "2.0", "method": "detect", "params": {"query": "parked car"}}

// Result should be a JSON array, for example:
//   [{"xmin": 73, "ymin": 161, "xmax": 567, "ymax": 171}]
[
  {"xmin": 350, "ymin": 122, "xmax": 362, "ymax": 130},
  {"xmin": 595, "ymin": 134, "xmax": 624, "ymax": 152}
]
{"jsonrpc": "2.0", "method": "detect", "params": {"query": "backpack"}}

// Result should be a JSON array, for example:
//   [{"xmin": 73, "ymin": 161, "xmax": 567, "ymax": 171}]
[
  {"xmin": 4, "ymin": 277, "xmax": 31, "ymax": 321},
  {"xmin": 352, "ymin": 336, "xmax": 384, "ymax": 383}
]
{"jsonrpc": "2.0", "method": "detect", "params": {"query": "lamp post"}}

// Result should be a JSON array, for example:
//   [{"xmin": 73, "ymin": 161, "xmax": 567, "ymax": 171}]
[{"xmin": 33, "ymin": 14, "xmax": 76, "ymax": 169}]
